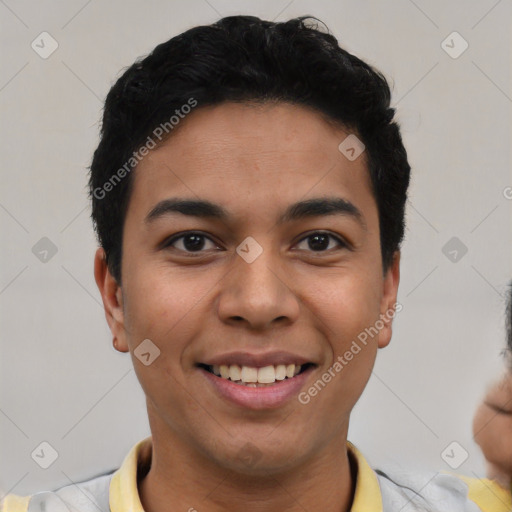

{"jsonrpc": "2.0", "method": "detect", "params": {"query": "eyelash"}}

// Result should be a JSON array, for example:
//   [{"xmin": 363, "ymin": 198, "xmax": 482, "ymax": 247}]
[
  {"xmin": 484, "ymin": 401, "xmax": 512, "ymax": 416},
  {"xmin": 162, "ymin": 230, "xmax": 349, "ymax": 255}
]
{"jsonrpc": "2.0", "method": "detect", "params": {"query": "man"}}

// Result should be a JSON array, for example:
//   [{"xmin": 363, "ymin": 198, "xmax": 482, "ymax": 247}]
[
  {"xmin": 2, "ymin": 15, "xmax": 510, "ymax": 512},
  {"xmin": 473, "ymin": 282, "xmax": 512, "ymax": 492}
]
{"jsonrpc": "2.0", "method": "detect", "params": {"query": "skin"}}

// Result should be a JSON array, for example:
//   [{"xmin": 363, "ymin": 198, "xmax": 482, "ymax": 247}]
[
  {"xmin": 95, "ymin": 102, "xmax": 400, "ymax": 512},
  {"xmin": 473, "ymin": 366, "xmax": 512, "ymax": 489}
]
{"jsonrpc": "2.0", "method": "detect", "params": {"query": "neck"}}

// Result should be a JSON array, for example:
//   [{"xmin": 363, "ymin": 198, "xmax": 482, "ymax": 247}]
[
  {"xmin": 139, "ymin": 426, "xmax": 356, "ymax": 512},
  {"xmin": 486, "ymin": 462, "xmax": 512, "ymax": 491}
]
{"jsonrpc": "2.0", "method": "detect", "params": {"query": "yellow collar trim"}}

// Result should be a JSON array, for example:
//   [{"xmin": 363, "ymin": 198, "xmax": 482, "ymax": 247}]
[
  {"xmin": 347, "ymin": 441, "xmax": 383, "ymax": 512},
  {"xmin": 109, "ymin": 437, "xmax": 383, "ymax": 512},
  {"xmin": 109, "ymin": 436, "xmax": 151, "ymax": 512},
  {"xmin": 455, "ymin": 473, "xmax": 512, "ymax": 512}
]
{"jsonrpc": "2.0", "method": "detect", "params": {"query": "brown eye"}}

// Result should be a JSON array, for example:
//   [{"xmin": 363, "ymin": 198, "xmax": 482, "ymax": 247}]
[
  {"xmin": 163, "ymin": 232, "xmax": 220, "ymax": 253},
  {"xmin": 295, "ymin": 232, "xmax": 348, "ymax": 252}
]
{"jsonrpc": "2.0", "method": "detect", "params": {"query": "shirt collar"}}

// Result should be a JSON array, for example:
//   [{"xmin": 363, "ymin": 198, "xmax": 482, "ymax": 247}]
[
  {"xmin": 109, "ymin": 437, "xmax": 383, "ymax": 512},
  {"xmin": 109, "ymin": 436, "xmax": 150, "ymax": 512},
  {"xmin": 347, "ymin": 441, "xmax": 383, "ymax": 512}
]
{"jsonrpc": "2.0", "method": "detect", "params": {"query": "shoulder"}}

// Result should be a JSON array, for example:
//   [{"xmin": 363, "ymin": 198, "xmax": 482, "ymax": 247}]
[
  {"xmin": 347, "ymin": 441, "xmax": 511, "ymax": 512},
  {"xmin": 376, "ymin": 468, "xmax": 512, "ymax": 512},
  {"xmin": 0, "ymin": 469, "xmax": 115, "ymax": 512},
  {"xmin": 456, "ymin": 474, "xmax": 512, "ymax": 512},
  {"xmin": 1, "ymin": 436, "xmax": 152, "ymax": 512}
]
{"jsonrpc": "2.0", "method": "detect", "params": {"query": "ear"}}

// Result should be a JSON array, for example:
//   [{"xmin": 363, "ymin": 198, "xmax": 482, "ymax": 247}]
[
  {"xmin": 377, "ymin": 251, "xmax": 401, "ymax": 349},
  {"xmin": 94, "ymin": 247, "xmax": 129, "ymax": 352}
]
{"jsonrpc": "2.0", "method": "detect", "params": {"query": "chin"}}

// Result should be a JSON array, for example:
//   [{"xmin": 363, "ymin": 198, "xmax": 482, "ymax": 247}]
[{"xmin": 213, "ymin": 440, "xmax": 307, "ymax": 477}]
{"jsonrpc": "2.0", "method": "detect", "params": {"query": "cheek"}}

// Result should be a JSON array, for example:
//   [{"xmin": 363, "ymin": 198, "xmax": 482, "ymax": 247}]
[
  {"xmin": 474, "ymin": 405, "xmax": 512, "ymax": 472},
  {"xmin": 120, "ymin": 270, "xmax": 203, "ymax": 423},
  {"xmin": 120, "ymin": 264, "xmax": 213, "ymax": 393},
  {"xmin": 300, "ymin": 273, "xmax": 381, "ymax": 409},
  {"xmin": 308, "ymin": 267, "xmax": 382, "ymax": 336},
  {"xmin": 123, "ymin": 262, "xmax": 212, "ymax": 340},
  {"xmin": 297, "ymin": 329, "xmax": 378, "ymax": 441}
]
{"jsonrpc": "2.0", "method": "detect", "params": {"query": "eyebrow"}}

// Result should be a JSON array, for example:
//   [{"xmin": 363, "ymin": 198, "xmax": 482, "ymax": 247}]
[{"xmin": 145, "ymin": 197, "xmax": 366, "ymax": 229}]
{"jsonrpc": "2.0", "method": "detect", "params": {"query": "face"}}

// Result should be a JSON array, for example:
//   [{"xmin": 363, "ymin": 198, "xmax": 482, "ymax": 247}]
[
  {"xmin": 95, "ymin": 102, "xmax": 400, "ymax": 474},
  {"xmin": 473, "ymin": 368, "xmax": 512, "ymax": 482}
]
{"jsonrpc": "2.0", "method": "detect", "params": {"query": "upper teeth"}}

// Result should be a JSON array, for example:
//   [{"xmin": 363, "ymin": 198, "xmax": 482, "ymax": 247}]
[{"xmin": 211, "ymin": 364, "xmax": 301, "ymax": 384}]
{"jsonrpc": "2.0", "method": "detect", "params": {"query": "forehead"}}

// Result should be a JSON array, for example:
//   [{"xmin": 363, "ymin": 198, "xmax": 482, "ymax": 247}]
[{"xmin": 127, "ymin": 102, "xmax": 375, "ymax": 226}]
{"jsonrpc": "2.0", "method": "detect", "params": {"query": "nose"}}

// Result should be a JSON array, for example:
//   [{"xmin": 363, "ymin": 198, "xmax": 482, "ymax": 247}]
[{"xmin": 216, "ymin": 244, "xmax": 300, "ymax": 331}]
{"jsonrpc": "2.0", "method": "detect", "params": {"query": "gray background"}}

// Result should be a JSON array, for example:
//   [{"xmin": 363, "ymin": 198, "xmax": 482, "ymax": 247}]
[{"xmin": 1, "ymin": 0, "xmax": 511, "ymax": 497}]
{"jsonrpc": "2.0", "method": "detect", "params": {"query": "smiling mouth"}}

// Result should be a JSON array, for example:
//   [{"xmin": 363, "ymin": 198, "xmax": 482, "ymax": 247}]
[{"xmin": 197, "ymin": 363, "xmax": 316, "ymax": 387}]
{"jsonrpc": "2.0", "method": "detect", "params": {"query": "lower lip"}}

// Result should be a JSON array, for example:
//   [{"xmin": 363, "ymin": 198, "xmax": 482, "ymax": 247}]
[{"xmin": 199, "ymin": 366, "xmax": 315, "ymax": 410}]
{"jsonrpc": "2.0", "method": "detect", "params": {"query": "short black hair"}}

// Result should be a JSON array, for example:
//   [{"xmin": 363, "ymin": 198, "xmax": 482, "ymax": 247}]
[{"xmin": 89, "ymin": 15, "xmax": 411, "ymax": 283}]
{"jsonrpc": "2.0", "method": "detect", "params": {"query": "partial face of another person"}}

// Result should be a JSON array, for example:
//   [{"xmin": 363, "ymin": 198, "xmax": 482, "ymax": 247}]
[
  {"xmin": 474, "ymin": 368, "xmax": 512, "ymax": 486},
  {"xmin": 96, "ymin": 102, "xmax": 400, "ymax": 474}
]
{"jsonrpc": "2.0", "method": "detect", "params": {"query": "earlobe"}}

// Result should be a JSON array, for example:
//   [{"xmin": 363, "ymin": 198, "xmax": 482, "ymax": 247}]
[
  {"xmin": 94, "ymin": 248, "xmax": 129, "ymax": 352},
  {"xmin": 377, "ymin": 251, "xmax": 401, "ymax": 349}
]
